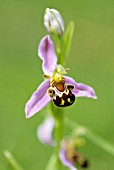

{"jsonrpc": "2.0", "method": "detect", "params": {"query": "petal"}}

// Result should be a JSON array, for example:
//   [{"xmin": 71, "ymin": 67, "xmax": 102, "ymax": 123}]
[
  {"xmin": 37, "ymin": 116, "xmax": 55, "ymax": 146},
  {"xmin": 38, "ymin": 35, "xmax": 57, "ymax": 76},
  {"xmin": 25, "ymin": 80, "xmax": 51, "ymax": 118},
  {"xmin": 65, "ymin": 76, "xmax": 97, "ymax": 99},
  {"xmin": 59, "ymin": 149, "xmax": 77, "ymax": 170}
]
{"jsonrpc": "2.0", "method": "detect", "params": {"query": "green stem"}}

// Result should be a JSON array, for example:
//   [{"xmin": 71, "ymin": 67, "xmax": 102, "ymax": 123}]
[
  {"xmin": 45, "ymin": 153, "xmax": 59, "ymax": 170},
  {"xmin": 47, "ymin": 103, "xmax": 63, "ymax": 169},
  {"xmin": 65, "ymin": 117, "xmax": 114, "ymax": 157},
  {"xmin": 53, "ymin": 107, "xmax": 63, "ymax": 169},
  {"xmin": 55, "ymin": 109, "xmax": 63, "ymax": 154},
  {"xmin": 52, "ymin": 30, "xmax": 64, "ymax": 65}
]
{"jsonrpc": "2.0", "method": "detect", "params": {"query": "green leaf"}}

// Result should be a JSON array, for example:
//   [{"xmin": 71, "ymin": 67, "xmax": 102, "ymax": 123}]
[
  {"xmin": 3, "ymin": 150, "xmax": 24, "ymax": 170},
  {"xmin": 63, "ymin": 22, "xmax": 75, "ymax": 61}
]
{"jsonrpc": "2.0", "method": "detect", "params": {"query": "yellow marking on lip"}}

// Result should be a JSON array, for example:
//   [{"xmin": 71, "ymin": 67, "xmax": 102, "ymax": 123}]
[
  {"xmin": 67, "ymin": 98, "xmax": 73, "ymax": 103},
  {"xmin": 60, "ymin": 99, "xmax": 65, "ymax": 105}
]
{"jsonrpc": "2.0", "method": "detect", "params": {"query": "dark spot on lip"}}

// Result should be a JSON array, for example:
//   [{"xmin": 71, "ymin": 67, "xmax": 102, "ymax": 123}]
[
  {"xmin": 53, "ymin": 91, "xmax": 75, "ymax": 107},
  {"xmin": 53, "ymin": 96, "xmax": 61, "ymax": 106},
  {"xmin": 81, "ymin": 159, "xmax": 89, "ymax": 168}
]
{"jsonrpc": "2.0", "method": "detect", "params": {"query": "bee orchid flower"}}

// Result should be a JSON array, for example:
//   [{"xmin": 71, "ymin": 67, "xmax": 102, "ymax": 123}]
[
  {"xmin": 59, "ymin": 143, "xmax": 88, "ymax": 170},
  {"xmin": 25, "ymin": 35, "xmax": 97, "ymax": 118}
]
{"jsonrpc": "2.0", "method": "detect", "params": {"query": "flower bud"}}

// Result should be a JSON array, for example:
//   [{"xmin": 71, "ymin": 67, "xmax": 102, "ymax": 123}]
[{"xmin": 44, "ymin": 8, "xmax": 64, "ymax": 35}]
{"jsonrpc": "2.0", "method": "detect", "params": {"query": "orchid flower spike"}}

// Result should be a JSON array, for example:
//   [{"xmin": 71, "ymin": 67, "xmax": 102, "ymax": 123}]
[
  {"xmin": 44, "ymin": 8, "xmax": 64, "ymax": 35},
  {"xmin": 25, "ymin": 35, "xmax": 97, "ymax": 118}
]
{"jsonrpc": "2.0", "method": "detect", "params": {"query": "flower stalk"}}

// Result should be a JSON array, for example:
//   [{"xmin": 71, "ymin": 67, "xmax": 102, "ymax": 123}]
[
  {"xmin": 54, "ymin": 108, "xmax": 63, "ymax": 156},
  {"xmin": 50, "ymin": 103, "xmax": 63, "ymax": 169},
  {"xmin": 52, "ymin": 30, "xmax": 64, "ymax": 65}
]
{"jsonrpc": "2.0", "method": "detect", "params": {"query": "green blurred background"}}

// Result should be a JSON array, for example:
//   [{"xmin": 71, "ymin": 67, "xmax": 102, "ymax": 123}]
[{"xmin": 0, "ymin": 0, "xmax": 114, "ymax": 169}]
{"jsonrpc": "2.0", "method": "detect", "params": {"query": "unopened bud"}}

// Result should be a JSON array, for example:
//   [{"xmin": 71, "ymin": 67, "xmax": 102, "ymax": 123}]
[{"xmin": 44, "ymin": 8, "xmax": 64, "ymax": 35}]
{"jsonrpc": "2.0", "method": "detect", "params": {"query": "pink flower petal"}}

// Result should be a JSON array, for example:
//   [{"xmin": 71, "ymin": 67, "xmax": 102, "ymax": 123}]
[
  {"xmin": 25, "ymin": 80, "xmax": 51, "ymax": 118},
  {"xmin": 65, "ymin": 76, "xmax": 97, "ymax": 99},
  {"xmin": 59, "ymin": 149, "xmax": 77, "ymax": 170},
  {"xmin": 37, "ymin": 116, "xmax": 55, "ymax": 146},
  {"xmin": 38, "ymin": 35, "xmax": 57, "ymax": 76}
]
